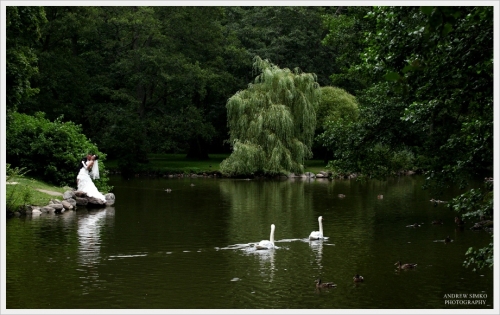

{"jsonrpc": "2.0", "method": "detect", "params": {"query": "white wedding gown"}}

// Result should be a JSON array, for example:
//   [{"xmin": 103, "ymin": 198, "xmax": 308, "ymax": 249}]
[{"xmin": 77, "ymin": 162, "xmax": 106, "ymax": 202}]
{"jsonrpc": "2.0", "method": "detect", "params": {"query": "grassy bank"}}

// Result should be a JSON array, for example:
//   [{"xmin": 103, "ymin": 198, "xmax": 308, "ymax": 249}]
[
  {"xmin": 6, "ymin": 176, "xmax": 70, "ymax": 212},
  {"xmin": 105, "ymin": 153, "xmax": 329, "ymax": 175}
]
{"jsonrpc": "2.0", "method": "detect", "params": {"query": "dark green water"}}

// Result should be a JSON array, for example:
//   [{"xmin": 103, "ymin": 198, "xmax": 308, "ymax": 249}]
[{"xmin": 5, "ymin": 175, "xmax": 494, "ymax": 309}]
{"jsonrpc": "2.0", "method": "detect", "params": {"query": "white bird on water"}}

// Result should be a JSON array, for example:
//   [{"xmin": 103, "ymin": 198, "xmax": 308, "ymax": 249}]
[
  {"xmin": 255, "ymin": 224, "xmax": 276, "ymax": 250},
  {"xmin": 309, "ymin": 216, "xmax": 324, "ymax": 240}
]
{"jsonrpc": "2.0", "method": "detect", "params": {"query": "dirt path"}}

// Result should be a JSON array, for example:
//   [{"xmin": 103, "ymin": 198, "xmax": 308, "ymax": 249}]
[{"xmin": 36, "ymin": 189, "xmax": 63, "ymax": 196}]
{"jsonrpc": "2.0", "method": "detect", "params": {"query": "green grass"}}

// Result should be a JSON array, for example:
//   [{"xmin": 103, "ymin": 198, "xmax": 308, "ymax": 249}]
[
  {"xmin": 106, "ymin": 153, "xmax": 329, "ymax": 175},
  {"xmin": 6, "ymin": 176, "xmax": 70, "ymax": 211},
  {"xmin": 106, "ymin": 153, "xmax": 228, "ymax": 174},
  {"xmin": 303, "ymin": 159, "xmax": 329, "ymax": 174}
]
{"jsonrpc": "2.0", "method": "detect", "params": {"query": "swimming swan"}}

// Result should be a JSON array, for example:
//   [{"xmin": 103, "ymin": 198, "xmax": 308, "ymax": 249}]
[
  {"xmin": 309, "ymin": 216, "xmax": 324, "ymax": 240},
  {"xmin": 255, "ymin": 224, "xmax": 275, "ymax": 250}
]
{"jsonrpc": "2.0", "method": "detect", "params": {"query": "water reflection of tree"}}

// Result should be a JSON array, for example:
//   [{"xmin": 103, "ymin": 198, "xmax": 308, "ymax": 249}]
[{"xmin": 219, "ymin": 180, "xmax": 315, "ymax": 243}]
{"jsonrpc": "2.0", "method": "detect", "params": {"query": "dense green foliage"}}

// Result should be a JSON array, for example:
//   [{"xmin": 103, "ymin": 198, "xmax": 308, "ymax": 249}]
[
  {"xmin": 6, "ymin": 6, "xmax": 47, "ymax": 111},
  {"xmin": 322, "ymin": 6, "xmax": 376, "ymax": 94},
  {"xmin": 371, "ymin": 7, "xmax": 493, "ymax": 180},
  {"xmin": 221, "ymin": 57, "xmax": 320, "ymax": 176},
  {"xmin": 225, "ymin": 7, "xmax": 340, "ymax": 87},
  {"xmin": 11, "ymin": 7, "xmax": 250, "ymax": 163},
  {"xmin": 321, "ymin": 6, "xmax": 493, "ymax": 179},
  {"xmin": 319, "ymin": 81, "xmax": 418, "ymax": 178},
  {"xmin": 314, "ymin": 86, "xmax": 359, "ymax": 163},
  {"xmin": 316, "ymin": 86, "xmax": 359, "ymax": 130},
  {"xmin": 6, "ymin": 111, "xmax": 111, "ymax": 192}
]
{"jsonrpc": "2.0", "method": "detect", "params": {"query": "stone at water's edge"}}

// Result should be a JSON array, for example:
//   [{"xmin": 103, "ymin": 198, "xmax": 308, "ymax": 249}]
[
  {"xmin": 40, "ymin": 206, "xmax": 54, "ymax": 213},
  {"xmin": 65, "ymin": 198, "xmax": 77, "ymax": 208},
  {"xmin": 63, "ymin": 190, "xmax": 75, "ymax": 200},
  {"xmin": 61, "ymin": 200, "xmax": 73, "ymax": 210},
  {"xmin": 75, "ymin": 197, "xmax": 88, "ymax": 206},
  {"xmin": 19, "ymin": 190, "xmax": 115, "ymax": 216},
  {"xmin": 65, "ymin": 190, "xmax": 115, "ymax": 208},
  {"xmin": 49, "ymin": 203, "xmax": 64, "ymax": 210},
  {"xmin": 87, "ymin": 196, "xmax": 106, "ymax": 207},
  {"xmin": 74, "ymin": 191, "xmax": 87, "ymax": 198},
  {"xmin": 105, "ymin": 193, "xmax": 115, "ymax": 206}
]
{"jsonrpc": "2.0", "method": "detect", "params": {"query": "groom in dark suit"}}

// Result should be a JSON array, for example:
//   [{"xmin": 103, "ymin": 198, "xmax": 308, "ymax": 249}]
[{"xmin": 78, "ymin": 153, "xmax": 93, "ymax": 170}]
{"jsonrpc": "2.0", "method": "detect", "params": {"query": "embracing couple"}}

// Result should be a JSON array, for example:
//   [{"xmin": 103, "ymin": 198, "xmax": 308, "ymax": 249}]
[{"xmin": 76, "ymin": 153, "xmax": 106, "ymax": 202}]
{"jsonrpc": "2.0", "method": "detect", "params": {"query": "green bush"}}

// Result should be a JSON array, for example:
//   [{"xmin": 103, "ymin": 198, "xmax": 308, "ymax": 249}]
[{"xmin": 6, "ymin": 111, "xmax": 112, "ymax": 192}]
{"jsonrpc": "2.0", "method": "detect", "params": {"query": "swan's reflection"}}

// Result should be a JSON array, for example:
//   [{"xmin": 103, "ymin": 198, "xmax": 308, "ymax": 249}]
[
  {"xmin": 218, "ymin": 243, "xmax": 277, "ymax": 281},
  {"xmin": 309, "ymin": 239, "xmax": 324, "ymax": 269},
  {"xmin": 247, "ymin": 247, "xmax": 276, "ymax": 282},
  {"xmin": 77, "ymin": 209, "xmax": 109, "ymax": 266}
]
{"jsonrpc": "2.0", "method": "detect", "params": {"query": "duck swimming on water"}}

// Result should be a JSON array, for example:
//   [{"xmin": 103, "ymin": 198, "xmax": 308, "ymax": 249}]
[
  {"xmin": 406, "ymin": 223, "xmax": 421, "ymax": 228},
  {"xmin": 394, "ymin": 261, "xmax": 417, "ymax": 270},
  {"xmin": 315, "ymin": 278, "xmax": 336, "ymax": 288},
  {"xmin": 353, "ymin": 274, "xmax": 364, "ymax": 282}
]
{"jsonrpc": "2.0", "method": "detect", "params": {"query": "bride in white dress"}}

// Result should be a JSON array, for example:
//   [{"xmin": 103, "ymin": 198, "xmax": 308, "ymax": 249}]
[{"xmin": 77, "ymin": 155, "xmax": 106, "ymax": 202}]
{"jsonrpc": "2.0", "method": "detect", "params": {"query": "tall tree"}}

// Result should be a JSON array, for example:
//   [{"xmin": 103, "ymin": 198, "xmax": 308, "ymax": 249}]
[
  {"xmin": 220, "ymin": 57, "xmax": 320, "ymax": 176},
  {"xmin": 322, "ymin": 6, "xmax": 375, "ymax": 95},
  {"xmin": 225, "ymin": 6, "xmax": 339, "ymax": 87},
  {"xmin": 6, "ymin": 6, "xmax": 47, "ymax": 111},
  {"xmin": 25, "ymin": 7, "xmax": 100, "ymax": 123},
  {"xmin": 314, "ymin": 86, "xmax": 359, "ymax": 164}
]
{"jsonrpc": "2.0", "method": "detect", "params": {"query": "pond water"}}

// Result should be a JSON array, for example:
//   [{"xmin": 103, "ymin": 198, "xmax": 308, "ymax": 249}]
[{"xmin": 5, "ymin": 175, "xmax": 494, "ymax": 310}]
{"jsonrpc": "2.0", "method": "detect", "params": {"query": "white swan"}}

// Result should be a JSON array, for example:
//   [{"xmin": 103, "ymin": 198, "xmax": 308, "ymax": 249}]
[
  {"xmin": 309, "ymin": 216, "xmax": 324, "ymax": 240},
  {"xmin": 255, "ymin": 224, "xmax": 275, "ymax": 250}
]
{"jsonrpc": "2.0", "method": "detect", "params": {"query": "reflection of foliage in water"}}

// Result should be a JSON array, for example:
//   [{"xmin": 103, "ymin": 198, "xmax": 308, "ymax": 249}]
[{"xmin": 219, "ymin": 179, "xmax": 314, "ymax": 243}]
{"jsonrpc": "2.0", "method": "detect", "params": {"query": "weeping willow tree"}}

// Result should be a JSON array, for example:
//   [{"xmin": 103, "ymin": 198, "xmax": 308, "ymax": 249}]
[{"xmin": 220, "ymin": 56, "xmax": 321, "ymax": 176}]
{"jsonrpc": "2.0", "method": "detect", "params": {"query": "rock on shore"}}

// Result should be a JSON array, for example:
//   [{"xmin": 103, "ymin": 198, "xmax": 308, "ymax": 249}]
[{"xmin": 23, "ymin": 190, "xmax": 115, "ymax": 216}]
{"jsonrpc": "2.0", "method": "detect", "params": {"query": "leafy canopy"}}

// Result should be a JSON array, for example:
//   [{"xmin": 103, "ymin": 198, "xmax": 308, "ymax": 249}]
[{"xmin": 220, "ymin": 56, "xmax": 320, "ymax": 176}]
